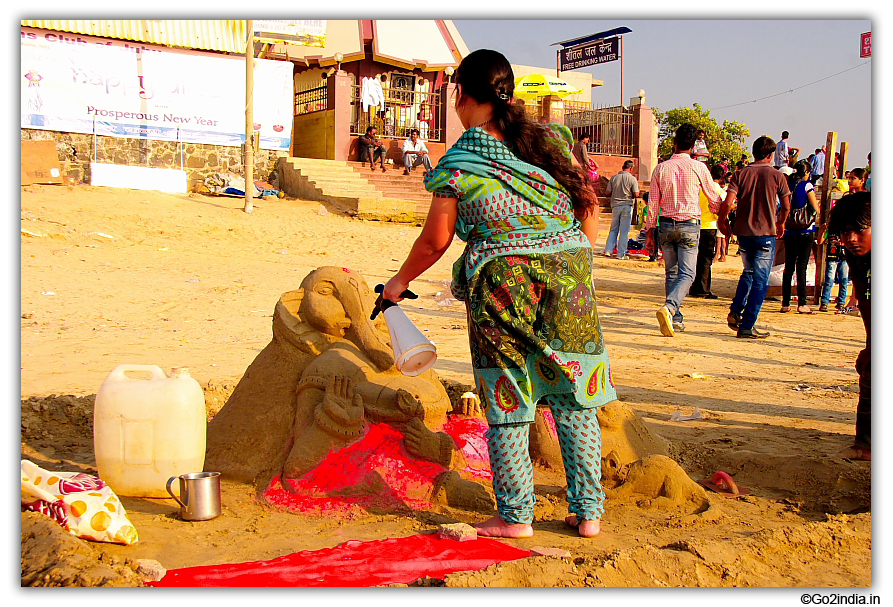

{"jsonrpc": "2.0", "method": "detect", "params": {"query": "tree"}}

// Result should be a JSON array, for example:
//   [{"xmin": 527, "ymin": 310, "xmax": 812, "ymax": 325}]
[{"xmin": 654, "ymin": 103, "xmax": 750, "ymax": 164}]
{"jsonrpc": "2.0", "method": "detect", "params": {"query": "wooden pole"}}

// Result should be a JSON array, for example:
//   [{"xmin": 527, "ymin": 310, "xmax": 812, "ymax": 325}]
[
  {"xmin": 244, "ymin": 20, "xmax": 255, "ymax": 214},
  {"xmin": 838, "ymin": 141, "xmax": 849, "ymax": 179},
  {"xmin": 812, "ymin": 131, "xmax": 837, "ymax": 305},
  {"xmin": 556, "ymin": 48, "xmax": 560, "ymax": 77}
]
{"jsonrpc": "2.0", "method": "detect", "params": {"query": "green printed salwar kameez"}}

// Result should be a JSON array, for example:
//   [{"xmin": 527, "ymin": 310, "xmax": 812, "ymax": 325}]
[{"xmin": 423, "ymin": 124, "xmax": 616, "ymax": 524}]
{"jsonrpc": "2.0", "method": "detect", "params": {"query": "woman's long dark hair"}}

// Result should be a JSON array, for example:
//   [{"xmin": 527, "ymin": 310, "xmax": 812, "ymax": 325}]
[{"xmin": 454, "ymin": 49, "xmax": 597, "ymax": 216}]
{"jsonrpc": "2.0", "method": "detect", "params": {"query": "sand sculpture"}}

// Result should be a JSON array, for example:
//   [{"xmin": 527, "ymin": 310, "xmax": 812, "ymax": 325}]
[
  {"xmin": 602, "ymin": 453, "xmax": 710, "ymax": 512},
  {"xmin": 205, "ymin": 267, "xmax": 496, "ymax": 509},
  {"xmin": 205, "ymin": 265, "xmax": 698, "ymax": 515}
]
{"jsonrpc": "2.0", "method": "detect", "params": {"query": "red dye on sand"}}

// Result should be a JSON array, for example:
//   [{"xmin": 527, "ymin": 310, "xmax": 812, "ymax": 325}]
[
  {"xmin": 443, "ymin": 416, "xmax": 492, "ymax": 480},
  {"xmin": 540, "ymin": 408, "xmax": 557, "ymax": 435},
  {"xmin": 264, "ymin": 418, "xmax": 492, "ymax": 514},
  {"xmin": 148, "ymin": 533, "xmax": 530, "ymax": 587}
]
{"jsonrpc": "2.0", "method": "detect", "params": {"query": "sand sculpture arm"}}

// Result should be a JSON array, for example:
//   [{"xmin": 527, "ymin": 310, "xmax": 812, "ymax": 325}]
[{"xmin": 400, "ymin": 417, "xmax": 467, "ymax": 470}]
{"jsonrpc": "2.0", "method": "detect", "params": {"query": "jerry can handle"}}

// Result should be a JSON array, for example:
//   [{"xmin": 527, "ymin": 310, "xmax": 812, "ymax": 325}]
[{"xmin": 106, "ymin": 365, "xmax": 167, "ymax": 382}]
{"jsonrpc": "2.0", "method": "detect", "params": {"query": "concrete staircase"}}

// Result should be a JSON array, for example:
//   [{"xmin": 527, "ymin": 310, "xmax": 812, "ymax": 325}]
[
  {"xmin": 276, "ymin": 157, "xmax": 432, "ymax": 222},
  {"xmin": 276, "ymin": 156, "xmax": 649, "ymax": 220}
]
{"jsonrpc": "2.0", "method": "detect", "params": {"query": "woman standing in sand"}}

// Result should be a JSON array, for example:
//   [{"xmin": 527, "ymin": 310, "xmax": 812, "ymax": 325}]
[
  {"xmin": 780, "ymin": 160, "xmax": 820, "ymax": 314},
  {"xmin": 383, "ymin": 49, "xmax": 616, "ymax": 539}
]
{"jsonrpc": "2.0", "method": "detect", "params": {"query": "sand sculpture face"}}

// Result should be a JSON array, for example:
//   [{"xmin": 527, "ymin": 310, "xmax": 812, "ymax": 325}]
[
  {"xmin": 296, "ymin": 267, "xmax": 394, "ymax": 372},
  {"xmin": 299, "ymin": 277, "xmax": 352, "ymax": 337}
]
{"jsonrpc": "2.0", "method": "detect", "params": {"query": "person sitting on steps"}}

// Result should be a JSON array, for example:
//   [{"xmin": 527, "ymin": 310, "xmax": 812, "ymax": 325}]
[
  {"xmin": 402, "ymin": 128, "xmax": 433, "ymax": 176},
  {"xmin": 359, "ymin": 126, "xmax": 387, "ymax": 172}
]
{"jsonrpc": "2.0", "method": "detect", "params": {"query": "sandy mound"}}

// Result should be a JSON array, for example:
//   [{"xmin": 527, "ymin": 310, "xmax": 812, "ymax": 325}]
[{"xmin": 21, "ymin": 511, "xmax": 143, "ymax": 587}]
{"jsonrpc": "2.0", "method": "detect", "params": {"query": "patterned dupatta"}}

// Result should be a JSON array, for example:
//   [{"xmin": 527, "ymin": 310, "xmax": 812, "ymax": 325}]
[
  {"xmin": 423, "ymin": 125, "xmax": 589, "ymax": 300},
  {"xmin": 425, "ymin": 126, "xmax": 577, "ymax": 243}
]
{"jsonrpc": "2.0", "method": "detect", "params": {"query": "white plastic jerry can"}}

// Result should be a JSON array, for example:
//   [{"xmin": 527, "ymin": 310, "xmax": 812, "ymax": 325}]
[{"xmin": 94, "ymin": 365, "xmax": 206, "ymax": 498}]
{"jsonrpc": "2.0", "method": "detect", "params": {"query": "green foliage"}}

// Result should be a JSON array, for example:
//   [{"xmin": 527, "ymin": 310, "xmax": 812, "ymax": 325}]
[{"xmin": 654, "ymin": 103, "xmax": 750, "ymax": 164}]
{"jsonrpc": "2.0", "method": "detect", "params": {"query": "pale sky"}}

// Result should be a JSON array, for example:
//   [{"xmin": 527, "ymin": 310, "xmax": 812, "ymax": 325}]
[{"xmin": 454, "ymin": 19, "xmax": 872, "ymax": 166}]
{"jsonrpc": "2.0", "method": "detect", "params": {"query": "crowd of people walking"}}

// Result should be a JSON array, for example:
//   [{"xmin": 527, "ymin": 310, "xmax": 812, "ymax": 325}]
[{"xmin": 641, "ymin": 125, "xmax": 870, "ymax": 459}]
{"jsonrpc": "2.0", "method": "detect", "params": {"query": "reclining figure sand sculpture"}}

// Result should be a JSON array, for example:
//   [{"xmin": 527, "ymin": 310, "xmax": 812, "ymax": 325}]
[{"xmin": 205, "ymin": 266, "xmax": 492, "ymax": 508}]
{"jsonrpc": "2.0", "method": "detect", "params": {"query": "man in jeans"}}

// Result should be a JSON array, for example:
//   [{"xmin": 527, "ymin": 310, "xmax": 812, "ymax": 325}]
[
  {"xmin": 602, "ymin": 160, "xmax": 639, "ymax": 260},
  {"xmin": 719, "ymin": 136, "xmax": 790, "ymax": 338},
  {"xmin": 809, "ymin": 147, "xmax": 825, "ymax": 184},
  {"xmin": 645, "ymin": 124, "xmax": 724, "ymax": 337}
]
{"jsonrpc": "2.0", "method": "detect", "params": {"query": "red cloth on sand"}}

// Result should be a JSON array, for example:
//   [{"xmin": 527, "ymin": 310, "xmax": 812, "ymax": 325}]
[{"xmin": 148, "ymin": 533, "xmax": 530, "ymax": 587}]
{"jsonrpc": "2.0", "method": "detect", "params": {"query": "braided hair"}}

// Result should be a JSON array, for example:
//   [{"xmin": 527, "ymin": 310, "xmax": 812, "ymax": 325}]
[{"xmin": 453, "ymin": 49, "xmax": 597, "ymax": 216}]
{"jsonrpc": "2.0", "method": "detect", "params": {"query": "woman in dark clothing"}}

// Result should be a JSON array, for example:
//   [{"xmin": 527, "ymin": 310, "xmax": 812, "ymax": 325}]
[{"xmin": 780, "ymin": 160, "xmax": 820, "ymax": 313}]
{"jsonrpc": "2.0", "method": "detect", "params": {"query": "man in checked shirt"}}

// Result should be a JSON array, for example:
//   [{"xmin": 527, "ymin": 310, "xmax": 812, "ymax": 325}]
[{"xmin": 645, "ymin": 124, "xmax": 724, "ymax": 337}]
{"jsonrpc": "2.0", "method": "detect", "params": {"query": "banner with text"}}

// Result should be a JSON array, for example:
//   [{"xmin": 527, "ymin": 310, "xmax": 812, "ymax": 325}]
[
  {"xmin": 559, "ymin": 37, "xmax": 619, "ymax": 72},
  {"xmin": 21, "ymin": 27, "xmax": 293, "ymax": 150},
  {"xmin": 254, "ymin": 20, "xmax": 326, "ymax": 47}
]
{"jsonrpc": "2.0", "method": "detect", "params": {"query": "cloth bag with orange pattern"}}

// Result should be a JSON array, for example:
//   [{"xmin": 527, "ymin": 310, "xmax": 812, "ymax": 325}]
[{"xmin": 21, "ymin": 459, "xmax": 138, "ymax": 545}]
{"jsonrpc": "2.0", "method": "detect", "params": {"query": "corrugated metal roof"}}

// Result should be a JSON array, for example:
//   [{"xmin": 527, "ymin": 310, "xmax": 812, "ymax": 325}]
[{"xmin": 20, "ymin": 20, "xmax": 248, "ymax": 53}]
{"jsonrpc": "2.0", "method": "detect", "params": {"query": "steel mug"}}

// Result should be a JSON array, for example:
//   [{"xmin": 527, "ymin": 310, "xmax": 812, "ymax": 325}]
[{"xmin": 165, "ymin": 471, "xmax": 221, "ymax": 521}]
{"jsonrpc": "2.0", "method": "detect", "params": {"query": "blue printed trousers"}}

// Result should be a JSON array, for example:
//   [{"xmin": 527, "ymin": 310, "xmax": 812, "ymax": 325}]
[{"xmin": 486, "ymin": 392, "xmax": 604, "ymax": 525}]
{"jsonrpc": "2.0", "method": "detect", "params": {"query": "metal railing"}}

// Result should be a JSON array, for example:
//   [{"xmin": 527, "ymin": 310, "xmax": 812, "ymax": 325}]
[
  {"xmin": 294, "ymin": 80, "xmax": 328, "ymax": 116},
  {"xmin": 350, "ymin": 83, "xmax": 442, "ymax": 142},
  {"xmin": 564, "ymin": 103, "xmax": 634, "ymax": 156}
]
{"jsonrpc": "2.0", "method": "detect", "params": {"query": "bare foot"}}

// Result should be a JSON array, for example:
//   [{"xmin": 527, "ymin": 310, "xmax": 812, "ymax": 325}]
[
  {"xmin": 565, "ymin": 514, "xmax": 601, "ymax": 538},
  {"xmin": 840, "ymin": 446, "xmax": 871, "ymax": 461},
  {"xmin": 797, "ymin": 305, "xmax": 813, "ymax": 314},
  {"xmin": 473, "ymin": 515, "xmax": 533, "ymax": 538}
]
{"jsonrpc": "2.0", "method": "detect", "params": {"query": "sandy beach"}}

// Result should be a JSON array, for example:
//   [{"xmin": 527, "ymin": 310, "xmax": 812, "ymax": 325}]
[{"xmin": 20, "ymin": 183, "xmax": 870, "ymax": 587}]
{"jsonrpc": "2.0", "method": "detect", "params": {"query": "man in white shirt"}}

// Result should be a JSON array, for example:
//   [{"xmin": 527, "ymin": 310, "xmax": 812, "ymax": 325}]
[
  {"xmin": 773, "ymin": 131, "xmax": 800, "ymax": 169},
  {"xmin": 402, "ymin": 129, "xmax": 432, "ymax": 175},
  {"xmin": 602, "ymin": 160, "xmax": 639, "ymax": 260}
]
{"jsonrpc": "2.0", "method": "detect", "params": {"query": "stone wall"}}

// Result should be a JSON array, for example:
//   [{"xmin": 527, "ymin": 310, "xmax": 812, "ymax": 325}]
[{"xmin": 21, "ymin": 129, "xmax": 288, "ymax": 191}]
